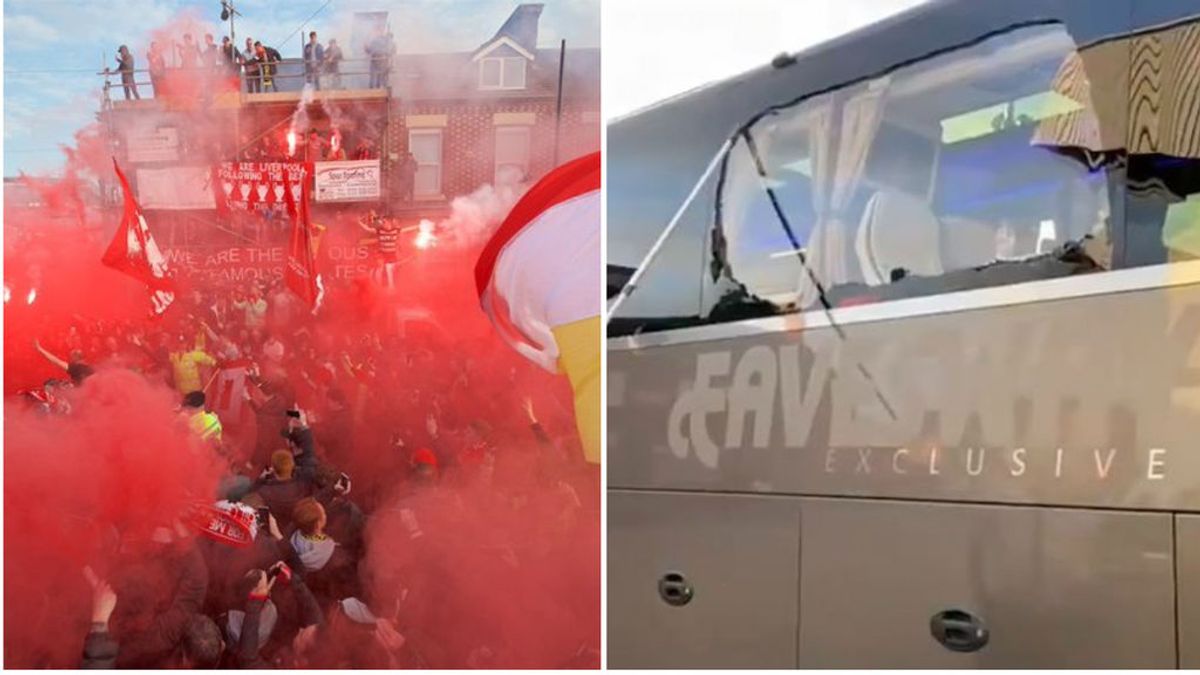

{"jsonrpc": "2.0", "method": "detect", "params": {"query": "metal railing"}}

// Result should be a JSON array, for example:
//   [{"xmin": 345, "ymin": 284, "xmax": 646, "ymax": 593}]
[{"xmin": 100, "ymin": 56, "xmax": 394, "ymax": 102}]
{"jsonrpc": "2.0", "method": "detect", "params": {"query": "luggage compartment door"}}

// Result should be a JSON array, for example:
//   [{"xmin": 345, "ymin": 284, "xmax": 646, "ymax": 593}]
[
  {"xmin": 798, "ymin": 499, "xmax": 1175, "ymax": 668},
  {"xmin": 607, "ymin": 490, "xmax": 801, "ymax": 669},
  {"xmin": 1178, "ymin": 514, "xmax": 1200, "ymax": 668}
]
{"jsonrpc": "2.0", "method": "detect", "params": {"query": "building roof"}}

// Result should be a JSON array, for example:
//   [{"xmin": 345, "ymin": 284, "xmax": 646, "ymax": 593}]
[
  {"xmin": 103, "ymin": 2, "xmax": 595, "ymax": 110},
  {"xmin": 394, "ymin": 46, "xmax": 598, "ymax": 101},
  {"xmin": 474, "ymin": 4, "xmax": 544, "ymax": 60}
]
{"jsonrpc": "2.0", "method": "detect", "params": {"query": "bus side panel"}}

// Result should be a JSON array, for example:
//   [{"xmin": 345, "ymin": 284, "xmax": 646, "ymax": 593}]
[
  {"xmin": 608, "ymin": 283, "xmax": 1200, "ymax": 510},
  {"xmin": 797, "ymin": 498, "xmax": 1176, "ymax": 668},
  {"xmin": 1178, "ymin": 514, "xmax": 1200, "ymax": 668},
  {"xmin": 607, "ymin": 490, "xmax": 801, "ymax": 669}
]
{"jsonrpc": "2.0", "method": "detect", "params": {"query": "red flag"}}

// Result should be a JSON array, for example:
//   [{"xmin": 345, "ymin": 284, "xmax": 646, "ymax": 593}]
[
  {"xmin": 102, "ymin": 159, "xmax": 176, "ymax": 316},
  {"xmin": 283, "ymin": 168, "xmax": 324, "ymax": 312}
]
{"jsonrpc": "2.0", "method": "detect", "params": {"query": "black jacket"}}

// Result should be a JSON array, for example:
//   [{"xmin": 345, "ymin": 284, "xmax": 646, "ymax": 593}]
[
  {"xmin": 234, "ymin": 572, "xmax": 323, "ymax": 668},
  {"xmin": 254, "ymin": 477, "xmax": 315, "ymax": 527},
  {"xmin": 200, "ymin": 534, "xmax": 287, "ymax": 614},
  {"xmin": 111, "ymin": 544, "xmax": 209, "ymax": 668}
]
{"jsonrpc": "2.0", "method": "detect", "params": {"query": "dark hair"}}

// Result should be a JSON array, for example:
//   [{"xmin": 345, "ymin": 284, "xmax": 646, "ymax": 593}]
[
  {"xmin": 183, "ymin": 391, "xmax": 206, "ymax": 409},
  {"xmin": 182, "ymin": 614, "xmax": 224, "ymax": 668},
  {"xmin": 235, "ymin": 569, "xmax": 265, "ymax": 600},
  {"xmin": 309, "ymin": 31, "xmax": 317, "ymax": 38},
  {"xmin": 254, "ymin": 41, "xmax": 262, "ymax": 47},
  {"xmin": 68, "ymin": 363, "xmax": 94, "ymax": 385}
]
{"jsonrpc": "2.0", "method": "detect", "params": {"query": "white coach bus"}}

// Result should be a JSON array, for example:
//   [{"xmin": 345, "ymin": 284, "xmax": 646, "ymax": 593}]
[{"xmin": 606, "ymin": 0, "xmax": 1200, "ymax": 667}]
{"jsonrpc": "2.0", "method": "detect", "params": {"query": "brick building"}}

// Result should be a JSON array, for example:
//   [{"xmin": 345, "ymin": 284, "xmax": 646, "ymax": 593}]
[
  {"xmin": 99, "ymin": 2, "xmax": 599, "ymax": 237},
  {"xmin": 387, "ymin": 3, "xmax": 601, "ymax": 203}
]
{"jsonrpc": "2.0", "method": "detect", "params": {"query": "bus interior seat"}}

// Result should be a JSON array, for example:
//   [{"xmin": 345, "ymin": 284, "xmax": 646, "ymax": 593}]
[
  {"xmin": 940, "ymin": 215, "xmax": 1002, "ymax": 270},
  {"xmin": 855, "ymin": 189, "xmax": 944, "ymax": 286}
]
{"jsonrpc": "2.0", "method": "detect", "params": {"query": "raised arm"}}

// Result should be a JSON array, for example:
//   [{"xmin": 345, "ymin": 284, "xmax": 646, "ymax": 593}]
[
  {"xmin": 523, "ymin": 397, "xmax": 553, "ymax": 448},
  {"xmin": 81, "ymin": 567, "xmax": 119, "ymax": 669},
  {"xmin": 196, "ymin": 349, "xmax": 218, "ymax": 369},
  {"xmin": 34, "ymin": 340, "xmax": 70, "ymax": 371},
  {"xmin": 235, "ymin": 570, "xmax": 276, "ymax": 668},
  {"xmin": 199, "ymin": 321, "xmax": 221, "ymax": 345}
]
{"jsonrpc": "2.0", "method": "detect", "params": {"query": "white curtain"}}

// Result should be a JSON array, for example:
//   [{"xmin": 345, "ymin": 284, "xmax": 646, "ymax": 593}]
[{"xmin": 801, "ymin": 83, "xmax": 889, "ymax": 306}]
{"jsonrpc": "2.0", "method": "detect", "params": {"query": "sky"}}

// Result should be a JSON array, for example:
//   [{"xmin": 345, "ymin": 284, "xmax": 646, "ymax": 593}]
[
  {"xmin": 2, "ymin": 0, "xmax": 600, "ymax": 177},
  {"xmin": 603, "ymin": 0, "xmax": 930, "ymax": 121}
]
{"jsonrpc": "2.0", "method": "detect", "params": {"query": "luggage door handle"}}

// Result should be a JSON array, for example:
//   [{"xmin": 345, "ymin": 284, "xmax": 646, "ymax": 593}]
[
  {"xmin": 657, "ymin": 571, "xmax": 694, "ymax": 607},
  {"xmin": 930, "ymin": 609, "xmax": 989, "ymax": 653}
]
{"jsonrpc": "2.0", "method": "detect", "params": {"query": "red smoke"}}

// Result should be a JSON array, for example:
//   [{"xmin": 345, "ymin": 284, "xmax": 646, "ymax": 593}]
[
  {"xmin": 4, "ymin": 370, "xmax": 225, "ymax": 667},
  {"xmin": 336, "ymin": 244, "xmax": 601, "ymax": 669},
  {"xmin": 4, "ymin": 7, "xmax": 599, "ymax": 667}
]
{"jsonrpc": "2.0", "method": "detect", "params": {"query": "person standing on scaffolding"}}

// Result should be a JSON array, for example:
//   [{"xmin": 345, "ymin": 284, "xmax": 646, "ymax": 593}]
[
  {"xmin": 324, "ymin": 39, "xmax": 343, "ymax": 90},
  {"xmin": 242, "ymin": 37, "xmax": 261, "ymax": 93},
  {"xmin": 303, "ymin": 31, "xmax": 324, "ymax": 90},
  {"xmin": 221, "ymin": 36, "xmax": 240, "ymax": 74},
  {"xmin": 255, "ymin": 42, "xmax": 277, "ymax": 92},
  {"xmin": 147, "ymin": 42, "xmax": 165, "ymax": 97},
  {"xmin": 113, "ymin": 45, "xmax": 139, "ymax": 100},
  {"xmin": 366, "ymin": 26, "xmax": 392, "ymax": 89}
]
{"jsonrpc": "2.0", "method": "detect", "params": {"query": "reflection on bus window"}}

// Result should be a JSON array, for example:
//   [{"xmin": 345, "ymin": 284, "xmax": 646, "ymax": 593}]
[
  {"xmin": 711, "ymin": 23, "xmax": 1117, "ymax": 317},
  {"xmin": 1163, "ymin": 196, "xmax": 1200, "ymax": 261},
  {"xmin": 1058, "ymin": 19, "xmax": 1200, "ymax": 269}
]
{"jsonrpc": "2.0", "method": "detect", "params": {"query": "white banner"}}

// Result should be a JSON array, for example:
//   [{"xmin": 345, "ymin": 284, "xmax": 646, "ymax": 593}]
[
  {"xmin": 314, "ymin": 159, "xmax": 381, "ymax": 202},
  {"xmin": 136, "ymin": 166, "xmax": 216, "ymax": 210},
  {"xmin": 127, "ymin": 126, "xmax": 179, "ymax": 163}
]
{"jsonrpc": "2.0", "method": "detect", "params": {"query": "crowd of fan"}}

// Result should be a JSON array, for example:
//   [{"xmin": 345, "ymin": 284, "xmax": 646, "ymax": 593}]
[
  {"xmin": 110, "ymin": 25, "xmax": 395, "ymax": 100},
  {"xmin": 238, "ymin": 128, "xmax": 382, "ymax": 163},
  {"xmin": 20, "ymin": 271, "xmax": 593, "ymax": 668}
]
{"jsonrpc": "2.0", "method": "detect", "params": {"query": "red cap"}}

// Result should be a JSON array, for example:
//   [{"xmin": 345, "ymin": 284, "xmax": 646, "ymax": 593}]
[{"xmin": 412, "ymin": 447, "xmax": 438, "ymax": 468}]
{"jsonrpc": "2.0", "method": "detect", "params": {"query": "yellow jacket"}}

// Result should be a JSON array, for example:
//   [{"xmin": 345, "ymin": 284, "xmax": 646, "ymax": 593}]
[
  {"xmin": 171, "ymin": 349, "xmax": 216, "ymax": 393},
  {"xmin": 189, "ymin": 410, "xmax": 223, "ymax": 443}
]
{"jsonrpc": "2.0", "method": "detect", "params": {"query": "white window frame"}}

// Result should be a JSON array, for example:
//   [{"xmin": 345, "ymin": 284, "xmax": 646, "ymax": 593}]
[
  {"xmin": 408, "ymin": 128, "xmax": 443, "ymax": 199},
  {"xmin": 494, "ymin": 125, "xmax": 531, "ymax": 184},
  {"xmin": 479, "ymin": 56, "xmax": 527, "ymax": 90}
]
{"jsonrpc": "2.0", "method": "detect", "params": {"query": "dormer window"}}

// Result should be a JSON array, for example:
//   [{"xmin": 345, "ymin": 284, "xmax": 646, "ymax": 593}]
[
  {"xmin": 473, "ymin": 4, "xmax": 539, "ymax": 90},
  {"xmin": 479, "ymin": 56, "xmax": 527, "ymax": 90}
]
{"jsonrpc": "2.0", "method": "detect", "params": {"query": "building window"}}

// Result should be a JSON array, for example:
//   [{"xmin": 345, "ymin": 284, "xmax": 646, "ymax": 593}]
[
  {"xmin": 479, "ymin": 57, "xmax": 527, "ymax": 90},
  {"xmin": 494, "ymin": 126, "xmax": 531, "ymax": 184},
  {"xmin": 408, "ymin": 129, "xmax": 443, "ymax": 198}
]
